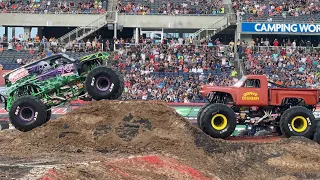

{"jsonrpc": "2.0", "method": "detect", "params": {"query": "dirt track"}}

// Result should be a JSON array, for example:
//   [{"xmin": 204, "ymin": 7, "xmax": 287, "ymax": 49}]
[{"xmin": 0, "ymin": 100, "xmax": 319, "ymax": 180}]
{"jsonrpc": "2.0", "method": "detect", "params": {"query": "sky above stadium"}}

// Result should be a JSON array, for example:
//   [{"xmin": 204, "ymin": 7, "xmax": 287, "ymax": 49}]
[{"xmin": 0, "ymin": 27, "xmax": 38, "ymax": 40}]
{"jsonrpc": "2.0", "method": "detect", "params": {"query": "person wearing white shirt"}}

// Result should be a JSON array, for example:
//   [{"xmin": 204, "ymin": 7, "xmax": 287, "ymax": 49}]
[
  {"xmin": 221, "ymin": 57, "xmax": 226, "ymax": 66},
  {"xmin": 160, "ymin": 53, "xmax": 164, "ymax": 59},
  {"xmin": 7, "ymin": 42, "xmax": 13, "ymax": 50},
  {"xmin": 191, "ymin": 67, "xmax": 197, "ymax": 73},
  {"xmin": 196, "ymin": 66, "xmax": 203, "ymax": 73},
  {"xmin": 300, "ymin": 56, "xmax": 306, "ymax": 64},
  {"xmin": 292, "ymin": 40, "xmax": 296, "ymax": 49}
]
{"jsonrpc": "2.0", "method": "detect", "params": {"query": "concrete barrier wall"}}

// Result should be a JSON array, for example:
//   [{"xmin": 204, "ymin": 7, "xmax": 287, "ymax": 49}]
[
  {"xmin": 0, "ymin": 13, "xmax": 226, "ymax": 29},
  {"xmin": 0, "ymin": 13, "xmax": 100, "ymax": 27}
]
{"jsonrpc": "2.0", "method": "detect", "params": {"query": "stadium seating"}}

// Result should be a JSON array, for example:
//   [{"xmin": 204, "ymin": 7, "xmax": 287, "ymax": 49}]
[
  {"xmin": 1, "ymin": 0, "xmax": 108, "ymax": 14},
  {"xmin": 117, "ymin": 0, "xmax": 225, "ymax": 15},
  {"xmin": 240, "ymin": 13, "xmax": 320, "ymax": 22},
  {"xmin": 233, "ymin": 0, "xmax": 320, "ymax": 22},
  {"xmin": 241, "ymin": 44, "xmax": 320, "ymax": 88}
]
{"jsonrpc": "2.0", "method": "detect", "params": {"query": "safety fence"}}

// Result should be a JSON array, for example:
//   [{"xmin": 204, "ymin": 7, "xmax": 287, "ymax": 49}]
[
  {"xmin": 1, "ymin": 41, "xmax": 320, "ymax": 53},
  {"xmin": 0, "ymin": 41, "xmax": 231, "ymax": 51},
  {"xmin": 113, "ymin": 43, "xmax": 231, "ymax": 52},
  {"xmin": 0, "ymin": 42, "xmax": 105, "ymax": 51},
  {"xmin": 254, "ymin": 45, "xmax": 320, "ymax": 53}
]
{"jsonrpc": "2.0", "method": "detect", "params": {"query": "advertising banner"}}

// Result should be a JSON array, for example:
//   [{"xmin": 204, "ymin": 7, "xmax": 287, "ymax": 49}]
[{"xmin": 242, "ymin": 22, "xmax": 320, "ymax": 33}]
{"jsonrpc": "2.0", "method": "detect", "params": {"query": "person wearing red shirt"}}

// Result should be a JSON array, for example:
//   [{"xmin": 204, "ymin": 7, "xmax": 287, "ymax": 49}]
[
  {"xmin": 273, "ymin": 39, "xmax": 279, "ymax": 46},
  {"xmin": 16, "ymin": 43, "xmax": 21, "ymax": 51}
]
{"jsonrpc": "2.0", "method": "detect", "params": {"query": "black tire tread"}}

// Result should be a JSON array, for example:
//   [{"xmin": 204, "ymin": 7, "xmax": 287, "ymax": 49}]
[
  {"xmin": 9, "ymin": 95, "xmax": 47, "ymax": 132},
  {"xmin": 200, "ymin": 103, "xmax": 237, "ymax": 139},
  {"xmin": 85, "ymin": 66, "xmax": 124, "ymax": 100},
  {"xmin": 108, "ymin": 68, "xmax": 124, "ymax": 100},
  {"xmin": 44, "ymin": 109, "xmax": 52, "ymax": 123},
  {"xmin": 280, "ymin": 106, "xmax": 316, "ymax": 138},
  {"xmin": 197, "ymin": 103, "xmax": 211, "ymax": 129},
  {"xmin": 313, "ymin": 121, "xmax": 320, "ymax": 144}
]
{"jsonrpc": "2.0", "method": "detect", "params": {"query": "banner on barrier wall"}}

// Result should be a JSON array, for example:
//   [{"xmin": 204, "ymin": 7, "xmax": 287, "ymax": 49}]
[{"xmin": 241, "ymin": 22, "xmax": 320, "ymax": 33}]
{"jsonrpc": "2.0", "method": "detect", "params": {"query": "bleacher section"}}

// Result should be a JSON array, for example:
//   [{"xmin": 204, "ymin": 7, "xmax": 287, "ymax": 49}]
[
  {"xmin": 241, "ymin": 13, "xmax": 320, "ymax": 22},
  {"xmin": 233, "ymin": 0, "xmax": 320, "ymax": 22},
  {"xmin": 126, "ymin": 69, "xmax": 233, "ymax": 103},
  {"xmin": 2, "ymin": 0, "xmax": 108, "ymax": 13},
  {"xmin": 118, "ymin": 0, "xmax": 225, "ymax": 14}
]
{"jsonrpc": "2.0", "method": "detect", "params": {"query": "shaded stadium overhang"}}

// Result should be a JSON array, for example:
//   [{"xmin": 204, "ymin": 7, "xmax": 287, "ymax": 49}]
[{"xmin": 0, "ymin": 13, "xmax": 227, "ymax": 30}]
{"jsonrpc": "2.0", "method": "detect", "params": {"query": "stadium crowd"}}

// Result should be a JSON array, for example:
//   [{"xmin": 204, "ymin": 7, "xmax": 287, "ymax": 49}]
[
  {"xmin": 0, "ymin": 0, "xmax": 107, "ymax": 14},
  {"xmin": 233, "ymin": 0, "xmax": 320, "ymax": 16},
  {"xmin": 239, "ymin": 38, "xmax": 320, "ymax": 88},
  {"xmin": 233, "ymin": 0, "xmax": 320, "ymax": 22},
  {"xmin": 0, "ymin": 0, "xmax": 225, "ymax": 15},
  {"xmin": 2, "ymin": 33, "xmax": 320, "ymax": 101},
  {"xmin": 0, "ymin": 34, "xmax": 107, "ymax": 64},
  {"xmin": 117, "ymin": 0, "xmax": 225, "ymax": 15},
  {"xmin": 111, "ymin": 38, "xmax": 237, "ymax": 102}
]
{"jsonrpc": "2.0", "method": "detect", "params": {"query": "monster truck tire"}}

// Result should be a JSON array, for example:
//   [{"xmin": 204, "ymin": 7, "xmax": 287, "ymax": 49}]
[
  {"xmin": 197, "ymin": 103, "xmax": 211, "ymax": 129},
  {"xmin": 85, "ymin": 66, "xmax": 124, "ymax": 100},
  {"xmin": 313, "ymin": 121, "xmax": 320, "ymax": 144},
  {"xmin": 9, "ymin": 95, "xmax": 47, "ymax": 132},
  {"xmin": 200, "ymin": 103, "xmax": 237, "ymax": 139},
  {"xmin": 280, "ymin": 106, "xmax": 316, "ymax": 139}
]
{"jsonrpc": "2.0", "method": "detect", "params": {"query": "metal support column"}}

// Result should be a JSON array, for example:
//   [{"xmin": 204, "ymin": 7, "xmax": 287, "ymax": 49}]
[{"xmin": 135, "ymin": 27, "xmax": 139, "ymax": 44}]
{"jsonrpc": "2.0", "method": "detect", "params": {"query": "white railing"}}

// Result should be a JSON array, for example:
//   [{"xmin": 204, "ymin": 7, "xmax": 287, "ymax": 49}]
[
  {"xmin": 191, "ymin": 14, "xmax": 230, "ymax": 38},
  {"xmin": 57, "ymin": 11, "xmax": 116, "ymax": 44},
  {"xmin": 255, "ymin": 45, "xmax": 318, "ymax": 52}
]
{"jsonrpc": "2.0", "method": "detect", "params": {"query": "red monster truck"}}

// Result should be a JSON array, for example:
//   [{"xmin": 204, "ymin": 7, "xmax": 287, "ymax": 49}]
[{"xmin": 197, "ymin": 75, "xmax": 318, "ymax": 139}]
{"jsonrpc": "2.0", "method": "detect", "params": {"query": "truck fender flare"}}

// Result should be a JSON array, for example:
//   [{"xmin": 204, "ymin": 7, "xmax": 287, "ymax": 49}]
[{"xmin": 211, "ymin": 91, "xmax": 235, "ymax": 103}]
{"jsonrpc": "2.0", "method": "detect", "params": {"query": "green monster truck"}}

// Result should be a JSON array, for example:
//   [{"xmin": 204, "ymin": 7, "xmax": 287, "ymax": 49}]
[{"xmin": 0, "ymin": 52, "xmax": 124, "ymax": 132}]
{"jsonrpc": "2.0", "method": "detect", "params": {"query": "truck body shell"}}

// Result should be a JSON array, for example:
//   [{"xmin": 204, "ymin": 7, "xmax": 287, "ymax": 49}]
[{"xmin": 200, "ymin": 75, "xmax": 319, "ymax": 106}]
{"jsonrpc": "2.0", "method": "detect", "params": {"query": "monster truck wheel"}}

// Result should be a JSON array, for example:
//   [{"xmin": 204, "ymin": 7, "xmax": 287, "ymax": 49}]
[
  {"xmin": 313, "ymin": 121, "xmax": 320, "ymax": 144},
  {"xmin": 197, "ymin": 103, "xmax": 211, "ymax": 129},
  {"xmin": 85, "ymin": 66, "xmax": 124, "ymax": 100},
  {"xmin": 200, "ymin": 103, "xmax": 237, "ymax": 139},
  {"xmin": 9, "ymin": 95, "xmax": 47, "ymax": 132},
  {"xmin": 280, "ymin": 106, "xmax": 316, "ymax": 139}
]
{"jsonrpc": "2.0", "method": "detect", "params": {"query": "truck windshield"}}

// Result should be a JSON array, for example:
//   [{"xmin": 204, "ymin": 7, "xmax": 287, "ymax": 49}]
[{"xmin": 233, "ymin": 76, "xmax": 246, "ymax": 87}]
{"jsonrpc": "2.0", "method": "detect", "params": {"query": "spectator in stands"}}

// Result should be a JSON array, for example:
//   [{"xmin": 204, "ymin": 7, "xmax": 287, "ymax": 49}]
[
  {"xmin": 233, "ymin": 0, "xmax": 320, "ymax": 21},
  {"xmin": 117, "ymin": 0, "xmax": 225, "ymax": 15},
  {"xmin": 110, "ymin": 37, "xmax": 238, "ymax": 102},
  {"xmin": 241, "ymin": 38, "xmax": 320, "ymax": 88},
  {"xmin": 0, "ymin": 0, "xmax": 107, "ymax": 14}
]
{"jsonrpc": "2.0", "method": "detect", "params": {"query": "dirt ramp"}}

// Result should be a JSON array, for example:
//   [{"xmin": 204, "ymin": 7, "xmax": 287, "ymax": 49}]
[{"xmin": 12, "ymin": 100, "xmax": 224, "ymax": 155}]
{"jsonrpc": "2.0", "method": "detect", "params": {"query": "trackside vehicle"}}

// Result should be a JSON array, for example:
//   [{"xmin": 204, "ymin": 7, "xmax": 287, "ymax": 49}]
[
  {"xmin": 197, "ymin": 75, "xmax": 318, "ymax": 139},
  {"xmin": 0, "ymin": 52, "xmax": 124, "ymax": 132}
]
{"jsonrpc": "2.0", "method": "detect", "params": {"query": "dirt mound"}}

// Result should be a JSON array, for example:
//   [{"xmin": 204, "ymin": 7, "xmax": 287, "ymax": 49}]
[
  {"xmin": 0, "ymin": 100, "xmax": 320, "ymax": 180},
  {"xmin": 13, "ymin": 100, "xmax": 223, "ymax": 155}
]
